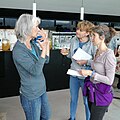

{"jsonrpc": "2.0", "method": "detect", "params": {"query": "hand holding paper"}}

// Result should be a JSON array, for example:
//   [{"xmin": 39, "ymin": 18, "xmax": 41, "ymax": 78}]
[
  {"xmin": 67, "ymin": 69, "xmax": 88, "ymax": 77},
  {"xmin": 67, "ymin": 69, "xmax": 82, "ymax": 76},
  {"xmin": 78, "ymin": 69, "xmax": 92, "ymax": 77},
  {"xmin": 72, "ymin": 48, "xmax": 92, "ymax": 60}
]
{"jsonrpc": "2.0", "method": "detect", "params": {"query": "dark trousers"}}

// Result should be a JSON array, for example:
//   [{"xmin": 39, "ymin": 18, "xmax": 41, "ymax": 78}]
[
  {"xmin": 88, "ymin": 102, "xmax": 108, "ymax": 120},
  {"xmin": 116, "ymin": 74, "xmax": 120, "ymax": 89}
]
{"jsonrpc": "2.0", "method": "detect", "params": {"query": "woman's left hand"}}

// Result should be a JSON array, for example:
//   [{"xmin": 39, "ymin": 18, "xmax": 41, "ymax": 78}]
[
  {"xmin": 37, "ymin": 28, "xmax": 49, "ymax": 49},
  {"xmin": 78, "ymin": 69, "xmax": 92, "ymax": 77},
  {"xmin": 76, "ymin": 60, "xmax": 87, "ymax": 65},
  {"xmin": 38, "ymin": 28, "xmax": 48, "ymax": 41}
]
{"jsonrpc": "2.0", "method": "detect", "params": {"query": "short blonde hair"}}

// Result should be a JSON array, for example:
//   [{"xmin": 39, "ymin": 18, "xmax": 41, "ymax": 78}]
[
  {"xmin": 77, "ymin": 20, "xmax": 94, "ymax": 32},
  {"xmin": 15, "ymin": 13, "xmax": 41, "ymax": 42}
]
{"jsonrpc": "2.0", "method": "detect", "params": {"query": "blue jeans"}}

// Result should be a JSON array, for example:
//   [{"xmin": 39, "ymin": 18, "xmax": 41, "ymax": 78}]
[
  {"xmin": 20, "ymin": 92, "xmax": 51, "ymax": 120},
  {"xmin": 70, "ymin": 76, "xmax": 90, "ymax": 120}
]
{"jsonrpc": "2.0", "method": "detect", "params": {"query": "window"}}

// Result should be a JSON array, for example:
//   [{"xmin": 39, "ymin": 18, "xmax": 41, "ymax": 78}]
[
  {"xmin": 114, "ymin": 22, "xmax": 120, "ymax": 29},
  {"xmin": 0, "ymin": 18, "xmax": 4, "ymax": 26},
  {"xmin": 40, "ymin": 19, "xmax": 55, "ymax": 29},
  {"xmin": 56, "ymin": 20, "xmax": 72, "ymax": 28},
  {"xmin": 5, "ymin": 18, "xmax": 17, "ymax": 28}
]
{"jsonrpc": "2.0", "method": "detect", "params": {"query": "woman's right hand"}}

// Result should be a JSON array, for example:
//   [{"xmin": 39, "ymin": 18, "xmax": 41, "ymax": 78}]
[{"xmin": 60, "ymin": 48, "xmax": 69, "ymax": 55}]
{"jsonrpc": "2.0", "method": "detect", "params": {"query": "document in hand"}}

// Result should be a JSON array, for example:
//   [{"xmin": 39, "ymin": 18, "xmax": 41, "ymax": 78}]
[
  {"xmin": 67, "ymin": 69, "xmax": 82, "ymax": 77},
  {"xmin": 72, "ymin": 48, "xmax": 92, "ymax": 60}
]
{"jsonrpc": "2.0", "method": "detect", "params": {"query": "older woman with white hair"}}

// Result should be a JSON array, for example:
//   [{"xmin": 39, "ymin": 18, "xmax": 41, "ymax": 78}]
[{"xmin": 12, "ymin": 13, "xmax": 51, "ymax": 120}]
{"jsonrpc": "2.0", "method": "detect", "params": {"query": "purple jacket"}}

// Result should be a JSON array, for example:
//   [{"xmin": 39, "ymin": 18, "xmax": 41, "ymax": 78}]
[{"xmin": 83, "ymin": 77, "xmax": 113, "ymax": 106}]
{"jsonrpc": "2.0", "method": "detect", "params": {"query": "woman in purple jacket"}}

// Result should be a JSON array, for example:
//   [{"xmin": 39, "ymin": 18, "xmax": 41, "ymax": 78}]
[{"xmin": 78, "ymin": 25, "xmax": 116, "ymax": 120}]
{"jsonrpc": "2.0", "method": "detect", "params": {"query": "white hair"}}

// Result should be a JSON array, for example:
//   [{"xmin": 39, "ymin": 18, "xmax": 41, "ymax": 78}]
[{"xmin": 15, "ymin": 13, "xmax": 41, "ymax": 42}]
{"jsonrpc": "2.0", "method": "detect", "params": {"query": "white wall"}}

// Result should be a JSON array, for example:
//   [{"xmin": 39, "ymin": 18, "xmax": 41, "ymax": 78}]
[{"xmin": 0, "ymin": 0, "xmax": 120, "ymax": 16}]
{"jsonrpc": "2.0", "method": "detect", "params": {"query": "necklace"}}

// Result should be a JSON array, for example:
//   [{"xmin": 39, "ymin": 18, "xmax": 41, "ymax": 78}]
[{"xmin": 94, "ymin": 48, "xmax": 108, "ymax": 60}]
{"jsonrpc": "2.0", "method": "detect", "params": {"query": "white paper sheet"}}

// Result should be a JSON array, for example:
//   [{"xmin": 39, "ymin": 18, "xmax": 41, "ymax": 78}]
[
  {"xmin": 67, "ymin": 69, "xmax": 82, "ymax": 76},
  {"xmin": 72, "ymin": 48, "xmax": 92, "ymax": 60}
]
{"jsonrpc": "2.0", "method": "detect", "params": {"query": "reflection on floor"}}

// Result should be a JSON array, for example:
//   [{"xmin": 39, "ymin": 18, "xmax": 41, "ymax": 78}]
[{"xmin": 0, "ymin": 88, "xmax": 120, "ymax": 120}]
